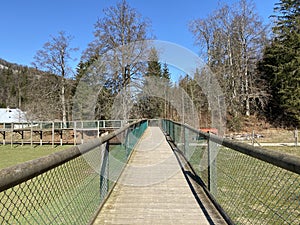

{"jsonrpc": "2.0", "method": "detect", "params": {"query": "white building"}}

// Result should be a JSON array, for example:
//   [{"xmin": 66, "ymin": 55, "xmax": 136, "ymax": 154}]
[{"xmin": 0, "ymin": 107, "xmax": 27, "ymax": 123}]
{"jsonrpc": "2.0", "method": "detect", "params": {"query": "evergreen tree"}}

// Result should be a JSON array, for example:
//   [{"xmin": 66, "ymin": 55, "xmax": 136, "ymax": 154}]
[
  {"xmin": 139, "ymin": 48, "xmax": 163, "ymax": 118},
  {"xmin": 161, "ymin": 63, "xmax": 172, "ymax": 118},
  {"xmin": 259, "ymin": 0, "xmax": 300, "ymax": 126},
  {"xmin": 162, "ymin": 63, "xmax": 171, "ymax": 81},
  {"xmin": 145, "ymin": 49, "xmax": 162, "ymax": 78}
]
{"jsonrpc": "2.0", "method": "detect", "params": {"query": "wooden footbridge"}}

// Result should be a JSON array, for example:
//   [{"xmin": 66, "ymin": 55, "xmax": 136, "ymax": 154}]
[{"xmin": 92, "ymin": 126, "xmax": 226, "ymax": 224}]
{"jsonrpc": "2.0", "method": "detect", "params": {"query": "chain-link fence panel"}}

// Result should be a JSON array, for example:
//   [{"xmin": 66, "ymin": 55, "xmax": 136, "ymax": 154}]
[
  {"xmin": 162, "ymin": 119, "xmax": 300, "ymax": 225},
  {"xmin": 214, "ymin": 146, "xmax": 300, "ymax": 224},
  {"xmin": 0, "ymin": 152, "xmax": 100, "ymax": 225},
  {"xmin": 0, "ymin": 120, "xmax": 148, "ymax": 225}
]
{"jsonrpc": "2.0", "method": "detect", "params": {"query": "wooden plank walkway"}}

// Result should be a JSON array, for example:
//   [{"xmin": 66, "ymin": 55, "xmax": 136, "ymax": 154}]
[{"xmin": 93, "ymin": 127, "xmax": 224, "ymax": 225}]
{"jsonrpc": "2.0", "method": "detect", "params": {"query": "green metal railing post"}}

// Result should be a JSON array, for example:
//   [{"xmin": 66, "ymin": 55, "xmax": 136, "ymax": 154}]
[
  {"xmin": 208, "ymin": 134, "xmax": 217, "ymax": 196},
  {"xmin": 173, "ymin": 123, "xmax": 175, "ymax": 141},
  {"xmin": 125, "ymin": 129, "xmax": 130, "ymax": 158},
  {"xmin": 168, "ymin": 120, "xmax": 171, "ymax": 137},
  {"xmin": 100, "ymin": 141, "xmax": 109, "ymax": 201},
  {"xmin": 171, "ymin": 122, "xmax": 174, "ymax": 141},
  {"xmin": 184, "ymin": 126, "xmax": 189, "ymax": 158}
]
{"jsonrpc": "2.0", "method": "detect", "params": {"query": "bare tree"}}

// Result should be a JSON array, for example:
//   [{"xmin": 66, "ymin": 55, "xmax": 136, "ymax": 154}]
[
  {"xmin": 83, "ymin": 0, "xmax": 152, "ymax": 119},
  {"xmin": 190, "ymin": 0, "xmax": 268, "ymax": 120},
  {"xmin": 33, "ymin": 31, "xmax": 78, "ymax": 125}
]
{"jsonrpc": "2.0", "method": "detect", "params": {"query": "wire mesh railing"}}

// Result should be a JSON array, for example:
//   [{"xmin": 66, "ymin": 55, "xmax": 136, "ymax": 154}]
[
  {"xmin": 162, "ymin": 119, "xmax": 300, "ymax": 225},
  {"xmin": 0, "ymin": 120, "xmax": 148, "ymax": 225}
]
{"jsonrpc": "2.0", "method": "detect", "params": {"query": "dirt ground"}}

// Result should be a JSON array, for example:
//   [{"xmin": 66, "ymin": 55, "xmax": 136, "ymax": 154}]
[{"xmin": 225, "ymin": 116, "xmax": 298, "ymax": 144}]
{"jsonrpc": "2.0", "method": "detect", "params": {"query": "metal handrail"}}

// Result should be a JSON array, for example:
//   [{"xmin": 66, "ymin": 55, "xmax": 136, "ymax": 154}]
[
  {"xmin": 169, "ymin": 120, "xmax": 300, "ymax": 175},
  {"xmin": 162, "ymin": 119, "xmax": 300, "ymax": 225},
  {"xmin": 0, "ymin": 120, "xmax": 143, "ymax": 192}
]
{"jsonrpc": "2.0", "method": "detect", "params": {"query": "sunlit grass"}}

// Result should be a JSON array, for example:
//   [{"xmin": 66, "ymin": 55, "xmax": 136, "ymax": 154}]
[
  {"xmin": 186, "ymin": 143, "xmax": 300, "ymax": 225},
  {"xmin": 264, "ymin": 146, "xmax": 300, "ymax": 157},
  {"xmin": 0, "ymin": 145, "xmax": 70, "ymax": 170}
]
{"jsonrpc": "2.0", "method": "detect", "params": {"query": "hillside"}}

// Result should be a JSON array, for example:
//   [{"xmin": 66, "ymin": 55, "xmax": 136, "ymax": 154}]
[{"xmin": 0, "ymin": 58, "xmax": 74, "ymax": 121}]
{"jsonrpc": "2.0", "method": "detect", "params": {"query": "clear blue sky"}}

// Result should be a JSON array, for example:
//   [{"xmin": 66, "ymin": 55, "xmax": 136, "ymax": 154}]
[{"xmin": 0, "ymin": 0, "xmax": 278, "ymax": 69}]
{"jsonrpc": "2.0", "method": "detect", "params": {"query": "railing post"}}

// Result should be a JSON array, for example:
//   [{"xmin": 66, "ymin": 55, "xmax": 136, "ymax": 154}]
[
  {"xmin": 170, "ymin": 122, "xmax": 174, "ymax": 141},
  {"xmin": 52, "ymin": 121, "xmax": 55, "ymax": 148},
  {"xmin": 10, "ymin": 123, "xmax": 13, "ymax": 148},
  {"xmin": 125, "ymin": 129, "xmax": 130, "ymax": 158},
  {"xmin": 60, "ymin": 131, "xmax": 63, "ymax": 146},
  {"xmin": 208, "ymin": 133, "xmax": 217, "ymax": 196},
  {"xmin": 30, "ymin": 122, "xmax": 33, "ymax": 147},
  {"xmin": 173, "ymin": 123, "xmax": 176, "ymax": 142},
  {"xmin": 73, "ymin": 122, "xmax": 77, "ymax": 146},
  {"xmin": 21, "ymin": 131, "xmax": 24, "ymax": 146},
  {"xmin": 184, "ymin": 126, "xmax": 189, "ymax": 158},
  {"xmin": 39, "ymin": 131, "xmax": 43, "ymax": 146},
  {"xmin": 100, "ymin": 141, "xmax": 110, "ymax": 201},
  {"xmin": 3, "ymin": 130, "xmax": 6, "ymax": 146},
  {"xmin": 173, "ymin": 123, "xmax": 177, "ymax": 144},
  {"xmin": 97, "ymin": 121, "xmax": 100, "ymax": 138}
]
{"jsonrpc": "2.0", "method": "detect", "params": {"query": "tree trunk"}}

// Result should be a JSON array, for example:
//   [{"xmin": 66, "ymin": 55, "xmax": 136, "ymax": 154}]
[{"xmin": 61, "ymin": 82, "xmax": 67, "ymax": 127}]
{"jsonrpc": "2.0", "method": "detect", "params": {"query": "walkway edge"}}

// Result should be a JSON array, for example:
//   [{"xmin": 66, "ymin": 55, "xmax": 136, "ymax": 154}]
[{"xmin": 88, "ymin": 127, "xmax": 148, "ymax": 225}]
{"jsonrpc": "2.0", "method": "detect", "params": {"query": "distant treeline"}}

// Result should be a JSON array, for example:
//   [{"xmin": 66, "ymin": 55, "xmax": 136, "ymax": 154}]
[{"xmin": 0, "ymin": 0, "xmax": 299, "ymax": 130}]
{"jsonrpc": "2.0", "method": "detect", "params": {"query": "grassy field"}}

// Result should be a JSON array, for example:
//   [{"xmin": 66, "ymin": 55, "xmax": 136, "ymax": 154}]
[
  {"xmin": 0, "ymin": 145, "xmax": 71, "ymax": 170},
  {"xmin": 185, "ymin": 141, "xmax": 300, "ymax": 225},
  {"xmin": 0, "ymin": 128, "xmax": 298, "ymax": 224},
  {"xmin": 0, "ymin": 143, "xmax": 129, "ymax": 224},
  {"xmin": 0, "ymin": 149, "xmax": 101, "ymax": 225},
  {"xmin": 0, "ymin": 143, "xmax": 135, "ymax": 224},
  {"xmin": 0, "ymin": 125, "xmax": 146, "ymax": 224},
  {"xmin": 264, "ymin": 145, "xmax": 300, "ymax": 157}
]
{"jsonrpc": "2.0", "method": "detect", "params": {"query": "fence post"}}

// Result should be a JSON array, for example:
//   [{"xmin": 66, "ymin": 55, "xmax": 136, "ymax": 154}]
[
  {"xmin": 208, "ymin": 133, "xmax": 217, "ymax": 196},
  {"xmin": 125, "ymin": 128, "xmax": 132, "ymax": 158},
  {"xmin": 73, "ymin": 122, "xmax": 77, "ymax": 146},
  {"xmin": 11, "ymin": 123, "xmax": 13, "ymax": 148},
  {"xmin": 97, "ymin": 121, "xmax": 100, "ymax": 138},
  {"xmin": 3, "ymin": 130, "xmax": 6, "ymax": 146},
  {"xmin": 52, "ymin": 121, "xmax": 55, "ymax": 148},
  {"xmin": 59, "ymin": 131, "xmax": 63, "ymax": 146},
  {"xmin": 170, "ymin": 122, "xmax": 174, "ymax": 141},
  {"xmin": 30, "ymin": 122, "xmax": 33, "ymax": 147},
  {"xmin": 100, "ymin": 141, "xmax": 110, "ymax": 201},
  {"xmin": 184, "ymin": 126, "xmax": 189, "ymax": 158},
  {"xmin": 39, "ymin": 131, "xmax": 43, "ymax": 146},
  {"xmin": 170, "ymin": 121, "xmax": 172, "ymax": 137},
  {"xmin": 173, "ymin": 123, "xmax": 176, "ymax": 143}
]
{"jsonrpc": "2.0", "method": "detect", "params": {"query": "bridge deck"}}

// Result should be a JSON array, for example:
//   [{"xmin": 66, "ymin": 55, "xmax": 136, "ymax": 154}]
[{"xmin": 93, "ymin": 127, "xmax": 224, "ymax": 225}]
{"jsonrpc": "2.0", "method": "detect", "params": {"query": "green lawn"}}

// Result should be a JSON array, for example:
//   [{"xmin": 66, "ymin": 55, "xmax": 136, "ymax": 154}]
[
  {"xmin": 0, "ymin": 127, "xmax": 146, "ymax": 224},
  {"xmin": 0, "ymin": 143, "xmax": 131, "ymax": 224},
  {"xmin": 264, "ymin": 146, "xmax": 300, "ymax": 157},
  {"xmin": 0, "ymin": 150, "xmax": 101, "ymax": 225},
  {"xmin": 0, "ymin": 145, "xmax": 71, "ymax": 170},
  {"xmin": 186, "ymin": 143, "xmax": 300, "ymax": 225}
]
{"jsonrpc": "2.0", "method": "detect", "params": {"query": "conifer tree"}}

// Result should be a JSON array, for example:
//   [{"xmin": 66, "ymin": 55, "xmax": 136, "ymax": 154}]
[
  {"xmin": 139, "ymin": 48, "xmax": 163, "ymax": 118},
  {"xmin": 259, "ymin": 0, "xmax": 300, "ymax": 126}
]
